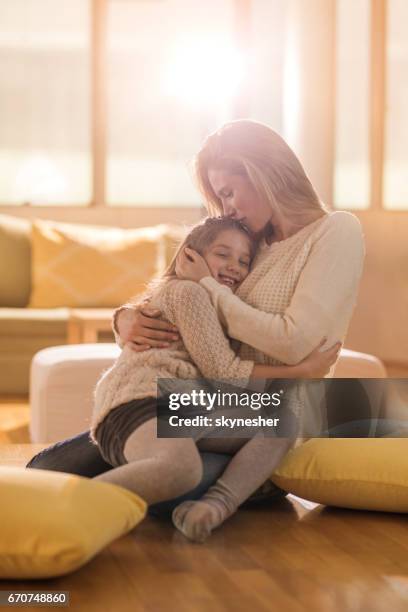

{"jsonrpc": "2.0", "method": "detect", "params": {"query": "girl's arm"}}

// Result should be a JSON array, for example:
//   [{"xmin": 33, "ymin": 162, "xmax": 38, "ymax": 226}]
[
  {"xmin": 197, "ymin": 213, "xmax": 364, "ymax": 365},
  {"xmin": 160, "ymin": 280, "xmax": 253, "ymax": 384}
]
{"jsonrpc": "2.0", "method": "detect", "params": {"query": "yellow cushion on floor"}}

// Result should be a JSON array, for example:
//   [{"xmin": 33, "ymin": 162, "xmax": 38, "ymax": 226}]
[
  {"xmin": 271, "ymin": 438, "xmax": 408, "ymax": 513},
  {"xmin": 0, "ymin": 467, "xmax": 146, "ymax": 579}
]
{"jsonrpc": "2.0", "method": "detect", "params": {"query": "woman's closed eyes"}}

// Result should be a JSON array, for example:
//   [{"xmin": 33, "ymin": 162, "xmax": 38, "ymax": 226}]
[{"xmin": 220, "ymin": 191, "xmax": 233, "ymax": 200}]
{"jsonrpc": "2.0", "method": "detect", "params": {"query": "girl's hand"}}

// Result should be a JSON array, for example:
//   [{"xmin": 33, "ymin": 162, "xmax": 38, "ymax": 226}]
[
  {"xmin": 175, "ymin": 247, "xmax": 211, "ymax": 282},
  {"xmin": 298, "ymin": 338, "xmax": 342, "ymax": 378},
  {"xmin": 116, "ymin": 304, "xmax": 180, "ymax": 352}
]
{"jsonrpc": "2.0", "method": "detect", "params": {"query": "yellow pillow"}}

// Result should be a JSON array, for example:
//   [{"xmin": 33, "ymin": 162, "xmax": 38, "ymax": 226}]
[
  {"xmin": 29, "ymin": 220, "xmax": 164, "ymax": 308},
  {"xmin": 271, "ymin": 438, "xmax": 408, "ymax": 513},
  {"xmin": 0, "ymin": 467, "xmax": 146, "ymax": 579}
]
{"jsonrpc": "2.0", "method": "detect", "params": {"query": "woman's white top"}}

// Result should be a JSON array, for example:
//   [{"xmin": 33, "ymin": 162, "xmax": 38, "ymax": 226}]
[{"xmin": 199, "ymin": 211, "xmax": 365, "ymax": 438}]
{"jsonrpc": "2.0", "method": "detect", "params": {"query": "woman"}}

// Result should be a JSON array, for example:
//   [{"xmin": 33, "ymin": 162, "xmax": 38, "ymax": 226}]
[
  {"xmin": 116, "ymin": 120, "xmax": 365, "ymax": 435},
  {"xmin": 27, "ymin": 119, "xmax": 365, "ymax": 521}
]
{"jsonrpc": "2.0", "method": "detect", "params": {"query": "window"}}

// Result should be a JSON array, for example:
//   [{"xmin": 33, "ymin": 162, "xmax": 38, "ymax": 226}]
[
  {"xmin": 334, "ymin": 0, "xmax": 370, "ymax": 210},
  {"xmin": 334, "ymin": 0, "xmax": 408, "ymax": 211},
  {"xmin": 0, "ymin": 0, "xmax": 91, "ymax": 205}
]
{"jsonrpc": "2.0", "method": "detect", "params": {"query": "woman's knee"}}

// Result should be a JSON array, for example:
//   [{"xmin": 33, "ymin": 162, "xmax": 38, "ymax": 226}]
[{"xmin": 26, "ymin": 431, "xmax": 112, "ymax": 477}]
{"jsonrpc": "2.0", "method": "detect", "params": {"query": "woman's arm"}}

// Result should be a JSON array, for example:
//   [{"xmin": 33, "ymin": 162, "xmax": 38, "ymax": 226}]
[
  {"xmin": 198, "ymin": 213, "xmax": 364, "ymax": 365},
  {"xmin": 112, "ymin": 301, "xmax": 180, "ymax": 351},
  {"xmin": 160, "ymin": 281, "xmax": 339, "ymax": 384}
]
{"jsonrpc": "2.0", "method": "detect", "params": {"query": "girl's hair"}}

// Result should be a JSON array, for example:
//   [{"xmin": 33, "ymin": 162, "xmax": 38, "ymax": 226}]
[
  {"xmin": 136, "ymin": 216, "xmax": 258, "ymax": 303},
  {"xmin": 192, "ymin": 119, "xmax": 328, "ymax": 235}
]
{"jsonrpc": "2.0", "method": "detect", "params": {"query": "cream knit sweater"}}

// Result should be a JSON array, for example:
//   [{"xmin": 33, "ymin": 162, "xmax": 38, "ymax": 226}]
[
  {"xmin": 91, "ymin": 279, "xmax": 255, "ymax": 441},
  {"xmin": 200, "ymin": 211, "xmax": 364, "ymax": 364},
  {"xmin": 198, "ymin": 211, "xmax": 365, "ymax": 437}
]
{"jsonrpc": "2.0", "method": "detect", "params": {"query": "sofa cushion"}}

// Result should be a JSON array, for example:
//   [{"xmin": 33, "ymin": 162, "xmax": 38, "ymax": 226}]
[
  {"xmin": 0, "ymin": 214, "xmax": 31, "ymax": 307},
  {"xmin": 29, "ymin": 220, "xmax": 165, "ymax": 308}
]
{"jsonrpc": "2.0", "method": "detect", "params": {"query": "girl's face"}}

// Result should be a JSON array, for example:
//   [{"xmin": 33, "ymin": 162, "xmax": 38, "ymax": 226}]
[
  {"xmin": 207, "ymin": 168, "xmax": 272, "ymax": 234},
  {"xmin": 203, "ymin": 229, "xmax": 252, "ymax": 292}
]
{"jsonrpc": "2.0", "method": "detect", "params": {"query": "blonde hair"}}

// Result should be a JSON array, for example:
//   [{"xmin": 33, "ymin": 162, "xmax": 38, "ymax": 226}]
[
  {"xmin": 133, "ymin": 216, "xmax": 258, "ymax": 304},
  {"xmin": 192, "ymin": 119, "xmax": 328, "ymax": 235}
]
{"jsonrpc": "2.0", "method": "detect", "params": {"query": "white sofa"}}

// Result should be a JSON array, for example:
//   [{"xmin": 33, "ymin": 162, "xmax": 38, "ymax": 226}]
[{"xmin": 29, "ymin": 344, "xmax": 388, "ymax": 443}]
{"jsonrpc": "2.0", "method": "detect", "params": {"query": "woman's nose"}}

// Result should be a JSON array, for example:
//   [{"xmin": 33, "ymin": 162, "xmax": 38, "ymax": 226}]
[{"xmin": 223, "ymin": 203, "xmax": 236, "ymax": 218}]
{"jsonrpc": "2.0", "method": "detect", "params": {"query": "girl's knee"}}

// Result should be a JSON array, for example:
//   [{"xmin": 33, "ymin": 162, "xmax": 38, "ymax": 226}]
[{"xmin": 159, "ymin": 449, "xmax": 203, "ymax": 498}]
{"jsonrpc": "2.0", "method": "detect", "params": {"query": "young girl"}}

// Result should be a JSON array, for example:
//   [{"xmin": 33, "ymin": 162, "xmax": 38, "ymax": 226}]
[{"xmin": 91, "ymin": 217, "xmax": 340, "ymax": 542}]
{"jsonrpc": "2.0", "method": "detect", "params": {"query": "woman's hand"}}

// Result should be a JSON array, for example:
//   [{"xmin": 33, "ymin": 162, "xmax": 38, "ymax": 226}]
[
  {"xmin": 116, "ymin": 304, "xmax": 180, "ymax": 352},
  {"xmin": 175, "ymin": 247, "xmax": 211, "ymax": 282},
  {"xmin": 297, "ymin": 338, "xmax": 342, "ymax": 378}
]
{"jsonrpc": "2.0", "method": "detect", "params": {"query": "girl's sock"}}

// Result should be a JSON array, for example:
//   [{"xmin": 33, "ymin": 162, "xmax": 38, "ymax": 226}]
[
  {"xmin": 172, "ymin": 436, "xmax": 294, "ymax": 542},
  {"xmin": 172, "ymin": 478, "xmax": 238, "ymax": 543}
]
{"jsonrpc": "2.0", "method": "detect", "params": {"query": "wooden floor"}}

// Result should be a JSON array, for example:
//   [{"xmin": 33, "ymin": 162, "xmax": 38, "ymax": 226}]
[
  {"xmin": 1, "ymin": 389, "xmax": 408, "ymax": 611},
  {"xmin": 0, "ymin": 453, "xmax": 408, "ymax": 611}
]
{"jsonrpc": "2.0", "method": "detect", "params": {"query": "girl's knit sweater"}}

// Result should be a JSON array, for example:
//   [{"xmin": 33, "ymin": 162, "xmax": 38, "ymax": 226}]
[
  {"xmin": 95, "ymin": 210, "xmax": 364, "ymax": 442},
  {"xmin": 91, "ymin": 279, "xmax": 255, "ymax": 442}
]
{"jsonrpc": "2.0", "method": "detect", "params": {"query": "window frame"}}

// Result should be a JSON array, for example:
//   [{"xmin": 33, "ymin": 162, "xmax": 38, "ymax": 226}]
[
  {"xmin": 336, "ymin": 0, "xmax": 407, "ymax": 213},
  {"xmin": 91, "ymin": 0, "xmax": 106, "ymax": 208},
  {"xmin": 369, "ymin": 0, "xmax": 387, "ymax": 212}
]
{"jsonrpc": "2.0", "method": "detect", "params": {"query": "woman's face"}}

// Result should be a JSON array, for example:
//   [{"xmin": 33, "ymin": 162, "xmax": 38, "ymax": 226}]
[
  {"xmin": 207, "ymin": 168, "xmax": 272, "ymax": 234},
  {"xmin": 203, "ymin": 229, "xmax": 252, "ymax": 292}
]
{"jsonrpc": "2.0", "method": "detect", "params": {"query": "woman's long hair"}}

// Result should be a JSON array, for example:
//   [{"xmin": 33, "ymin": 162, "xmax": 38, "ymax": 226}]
[
  {"xmin": 192, "ymin": 119, "xmax": 328, "ymax": 235},
  {"xmin": 132, "ymin": 216, "xmax": 258, "ymax": 305}
]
